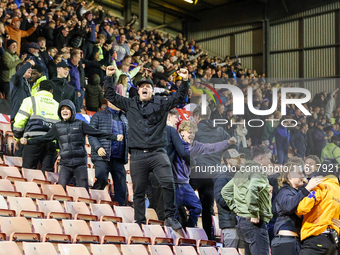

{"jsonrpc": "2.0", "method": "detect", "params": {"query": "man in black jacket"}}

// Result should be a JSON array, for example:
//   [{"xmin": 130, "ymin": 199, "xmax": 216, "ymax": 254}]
[
  {"xmin": 88, "ymin": 100, "xmax": 129, "ymax": 206},
  {"xmin": 290, "ymin": 123, "xmax": 308, "ymax": 159},
  {"xmin": 21, "ymin": 99, "xmax": 123, "ymax": 190},
  {"xmin": 10, "ymin": 59, "xmax": 35, "ymax": 122},
  {"xmin": 306, "ymin": 120, "xmax": 316, "ymax": 156},
  {"xmin": 214, "ymin": 148, "xmax": 242, "ymax": 248},
  {"xmin": 51, "ymin": 61, "xmax": 80, "ymax": 112},
  {"xmin": 104, "ymin": 66, "xmax": 189, "ymax": 230},
  {"xmin": 312, "ymin": 122, "xmax": 328, "ymax": 158},
  {"xmin": 44, "ymin": 20, "xmax": 55, "ymax": 48},
  {"xmin": 191, "ymin": 105, "xmax": 231, "ymax": 240}
]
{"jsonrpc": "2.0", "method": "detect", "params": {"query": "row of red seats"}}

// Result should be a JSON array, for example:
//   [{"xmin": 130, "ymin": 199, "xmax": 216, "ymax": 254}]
[{"xmin": 0, "ymin": 242, "xmax": 239, "ymax": 255}]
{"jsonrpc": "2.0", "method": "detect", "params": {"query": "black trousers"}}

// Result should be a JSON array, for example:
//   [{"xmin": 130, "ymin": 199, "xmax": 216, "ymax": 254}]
[
  {"xmin": 129, "ymin": 148, "xmax": 176, "ymax": 225},
  {"xmin": 236, "ymin": 217, "xmax": 270, "ymax": 255},
  {"xmin": 271, "ymin": 235, "xmax": 301, "ymax": 255},
  {"xmin": 58, "ymin": 164, "xmax": 88, "ymax": 190},
  {"xmin": 22, "ymin": 142, "xmax": 56, "ymax": 172},
  {"xmin": 147, "ymin": 172, "xmax": 165, "ymax": 221},
  {"xmin": 92, "ymin": 158, "xmax": 127, "ymax": 206},
  {"xmin": 300, "ymin": 235, "xmax": 337, "ymax": 255},
  {"xmin": 190, "ymin": 178, "xmax": 215, "ymax": 240}
]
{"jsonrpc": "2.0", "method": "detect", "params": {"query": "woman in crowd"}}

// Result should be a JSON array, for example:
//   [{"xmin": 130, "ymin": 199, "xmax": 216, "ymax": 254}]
[
  {"xmin": 271, "ymin": 162, "xmax": 323, "ymax": 255},
  {"xmin": 115, "ymin": 74, "xmax": 128, "ymax": 97}
]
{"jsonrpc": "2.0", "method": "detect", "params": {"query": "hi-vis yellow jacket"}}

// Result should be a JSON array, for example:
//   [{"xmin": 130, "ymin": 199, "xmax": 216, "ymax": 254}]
[
  {"xmin": 296, "ymin": 176, "xmax": 340, "ymax": 241},
  {"xmin": 31, "ymin": 76, "xmax": 47, "ymax": 97},
  {"xmin": 13, "ymin": 90, "xmax": 59, "ymax": 140}
]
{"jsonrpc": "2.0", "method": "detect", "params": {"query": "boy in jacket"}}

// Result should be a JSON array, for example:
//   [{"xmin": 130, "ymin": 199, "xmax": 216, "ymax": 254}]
[
  {"xmin": 173, "ymin": 120, "xmax": 236, "ymax": 227},
  {"xmin": 21, "ymin": 99, "xmax": 123, "ymax": 190}
]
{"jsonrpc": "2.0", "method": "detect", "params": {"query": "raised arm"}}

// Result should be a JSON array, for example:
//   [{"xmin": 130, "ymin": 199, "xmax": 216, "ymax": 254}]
[
  {"xmin": 25, "ymin": 124, "xmax": 57, "ymax": 144},
  {"xmin": 163, "ymin": 69, "xmax": 189, "ymax": 111},
  {"xmin": 104, "ymin": 66, "xmax": 131, "ymax": 112},
  {"xmin": 82, "ymin": 121, "xmax": 118, "ymax": 140},
  {"xmin": 190, "ymin": 137, "xmax": 236, "ymax": 159}
]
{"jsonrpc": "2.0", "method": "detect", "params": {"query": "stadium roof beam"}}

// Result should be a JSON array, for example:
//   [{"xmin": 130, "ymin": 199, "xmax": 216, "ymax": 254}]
[{"xmin": 147, "ymin": 0, "xmax": 201, "ymax": 21}]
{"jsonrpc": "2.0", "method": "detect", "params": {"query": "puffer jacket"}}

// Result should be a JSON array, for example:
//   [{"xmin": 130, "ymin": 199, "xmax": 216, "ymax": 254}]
[
  {"xmin": 89, "ymin": 108, "xmax": 129, "ymax": 164},
  {"xmin": 5, "ymin": 24, "xmax": 36, "ymax": 54},
  {"xmin": 27, "ymin": 100, "xmax": 117, "ymax": 167}
]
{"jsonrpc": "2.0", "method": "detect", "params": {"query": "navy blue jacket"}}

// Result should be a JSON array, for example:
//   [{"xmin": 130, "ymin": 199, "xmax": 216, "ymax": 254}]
[
  {"xmin": 273, "ymin": 183, "xmax": 310, "ymax": 235},
  {"xmin": 10, "ymin": 62, "xmax": 32, "ymax": 121},
  {"xmin": 214, "ymin": 172, "xmax": 237, "ymax": 229},
  {"xmin": 290, "ymin": 129, "xmax": 307, "ymax": 158},
  {"xmin": 89, "ymin": 108, "xmax": 129, "ymax": 164},
  {"xmin": 312, "ymin": 127, "xmax": 327, "ymax": 152},
  {"xmin": 166, "ymin": 125, "xmax": 190, "ymax": 164},
  {"xmin": 269, "ymin": 124, "xmax": 290, "ymax": 151},
  {"xmin": 68, "ymin": 58, "xmax": 81, "ymax": 91},
  {"xmin": 172, "ymin": 139, "xmax": 230, "ymax": 184},
  {"xmin": 26, "ymin": 53, "xmax": 49, "ymax": 79}
]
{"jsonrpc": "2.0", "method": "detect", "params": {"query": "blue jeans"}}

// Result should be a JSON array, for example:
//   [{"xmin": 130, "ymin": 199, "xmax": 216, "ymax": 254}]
[
  {"xmin": 175, "ymin": 183, "xmax": 202, "ymax": 227},
  {"xmin": 277, "ymin": 149, "xmax": 288, "ymax": 165},
  {"xmin": 92, "ymin": 158, "xmax": 127, "ymax": 206},
  {"xmin": 236, "ymin": 217, "xmax": 270, "ymax": 255}
]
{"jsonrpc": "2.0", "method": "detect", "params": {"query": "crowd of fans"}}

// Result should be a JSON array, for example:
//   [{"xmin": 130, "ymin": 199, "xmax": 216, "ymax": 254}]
[{"xmin": 0, "ymin": 0, "xmax": 340, "ymax": 254}]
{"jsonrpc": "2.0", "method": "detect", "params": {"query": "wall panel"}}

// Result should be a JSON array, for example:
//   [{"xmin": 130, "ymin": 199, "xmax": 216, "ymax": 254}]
[
  {"xmin": 304, "ymin": 79, "xmax": 337, "ymax": 99},
  {"xmin": 304, "ymin": 48, "xmax": 336, "ymax": 78},
  {"xmin": 270, "ymin": 21, "xmax": 299, "ymax": 51},
  {"xmin": 269, "ymin": 52, "xmax": 299, "ymax": 79},
  {"xmin": 304, "ymin": 13, "xmax": 335, "ymax": 48}
]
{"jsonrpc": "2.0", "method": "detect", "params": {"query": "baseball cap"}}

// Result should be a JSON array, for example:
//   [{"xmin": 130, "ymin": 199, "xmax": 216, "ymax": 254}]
[
  {"xmin": 56, "ymin": 61, "xmax": 71, "ymax": 68},
  {"xmin": 136, "ymin": 79, "xmax": 154, "ymax": 87},
  {"xmin": 224, "ymin": 149, "xmax": 245, "ymax": 159}
]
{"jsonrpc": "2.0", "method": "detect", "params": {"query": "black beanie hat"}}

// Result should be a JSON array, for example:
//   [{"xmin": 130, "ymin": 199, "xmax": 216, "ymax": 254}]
[{"xmin": 6, "ymin": 39, "xmax": 16, "ymax": 48}]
